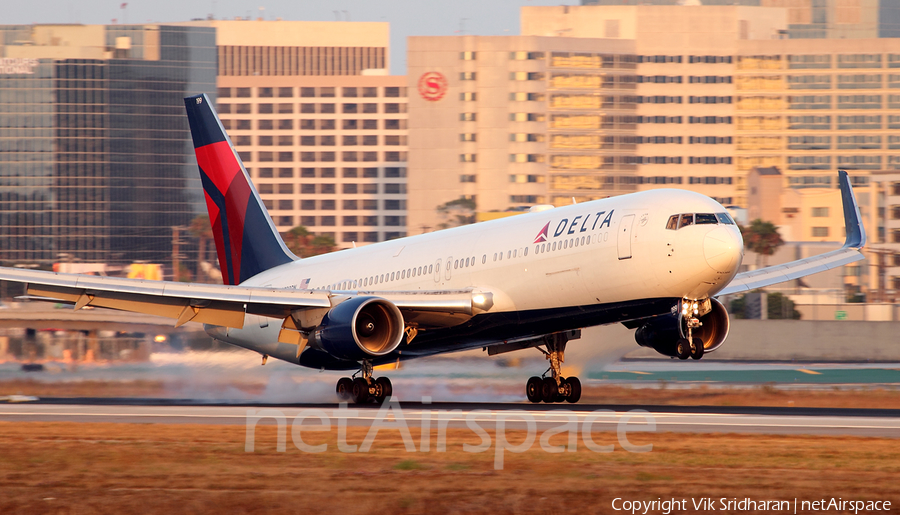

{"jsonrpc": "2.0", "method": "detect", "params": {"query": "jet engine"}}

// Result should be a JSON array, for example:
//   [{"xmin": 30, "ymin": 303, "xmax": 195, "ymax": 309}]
[
  {"xmin": 633, "ymin": 298, "xmax": 730, "ymax": 357},
  {"xmin": 315, "ymin": 296, "xmax": 405, "ymax": 361}
]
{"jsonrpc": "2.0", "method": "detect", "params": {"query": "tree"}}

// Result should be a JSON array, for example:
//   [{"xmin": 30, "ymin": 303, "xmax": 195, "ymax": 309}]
[
  {"xmin": 188, "ymin": 215, "xmax": 214, "ymax": 283},
  {"xmin": 435, "ymin": 197, "xmax": 476, "ymax": 230},
  {"xmin": 740, "ymin": 219, "xmax": 784, "ymax": 267},
  {"xmin": 282, "ymin": 226, "xmax": 336, "ymax": 258}
]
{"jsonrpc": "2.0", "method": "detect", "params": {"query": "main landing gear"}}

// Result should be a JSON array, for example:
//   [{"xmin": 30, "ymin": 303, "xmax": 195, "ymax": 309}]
[
  {"xmin": 525, "ymin": 332, "xmax": 581, "ymax": 403},
  {"xmin": 676, "ymin": 299, "xmax": 705, "ymax": 361},
  {"xmin": 335, "ymin": 360, "xmax": 392, "ymax": 404}
]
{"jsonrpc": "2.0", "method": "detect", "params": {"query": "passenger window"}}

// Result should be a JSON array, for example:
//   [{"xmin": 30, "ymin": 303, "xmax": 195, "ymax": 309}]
[
  {"xmin": 493, "ymin": 253, "xmax": 497, "ymax": 261},
  {"xmin": 678, "ymin": 214, "xmax": 694, "ymax": 229},
  {"xmin": 666, "ymin": 215, "xmax": 679, "ymax": 230},
  {"xmin": 716, "ymin": 212, "xmax": 735, "ymax": 225},
  {"xmin": 482, "ymin": 255, "xmax": 486, "ymax": 264},
  {"xmin": 696, "ymin": 213, "xmax": 718, "ymax": 225},
  {"xmin": 523, "ymin": 247, "xmax": 528, "ymax": 256}
]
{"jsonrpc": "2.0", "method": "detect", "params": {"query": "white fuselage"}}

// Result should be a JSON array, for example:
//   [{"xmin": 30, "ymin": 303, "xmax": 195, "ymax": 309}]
[{"xmin": 245, "ymin": 189, "xmax": 743, "ymax": 312}]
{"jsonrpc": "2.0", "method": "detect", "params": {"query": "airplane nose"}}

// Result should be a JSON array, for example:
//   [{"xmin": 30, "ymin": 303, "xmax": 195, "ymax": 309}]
[{"xmin": 704, "ymin": 226, "xmax": 742, "ymax": 273}]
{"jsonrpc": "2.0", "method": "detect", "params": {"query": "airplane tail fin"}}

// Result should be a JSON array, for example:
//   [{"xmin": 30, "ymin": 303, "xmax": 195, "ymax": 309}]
[{"xmin": 183, "ymin": 93, "xmax": 296, "ymax": 285}]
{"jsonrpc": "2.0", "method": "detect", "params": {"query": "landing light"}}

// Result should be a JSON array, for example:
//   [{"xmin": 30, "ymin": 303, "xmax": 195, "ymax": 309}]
[
  {"xmin": 154, "ymin": 335, "xmax": 167, "ymax": 343},
  {"xmin": 473, "ymin": 294, "xmax": 486, "ymax": 305}
]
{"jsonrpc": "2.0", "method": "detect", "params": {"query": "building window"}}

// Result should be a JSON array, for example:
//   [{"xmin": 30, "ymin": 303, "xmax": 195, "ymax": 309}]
[
  {"xmin": 460, "ymin": 51, "xmax": 476, "ymax": 60},
  {"xmin": 236, "ymin": 87, "xmax": 251, "ymax": 98},
  {"xmin": 385, "ymin": 87, "xmax": 402, "ymax": 97},
  {"xmin": 321, "ymin": 216, "xmax": 336, "ymax": 226},
  {"xmin": 811, "ymin": 207, "xmax": 829, "ymax": 217},
  {"xmin": 236, "ymin": 104, "xmax": 251, "ymax": 114},
  {"xmin": 277, "ymin": 199, "xmax": 293, "ymax": 210},
  {"xmin": 460, "ymin": 154, "xmax": 477, "ymax": 162},
  {"xmin": 279, "ymin": 168, "xmax": 293, "ymax": 178},
  {"xmin": 258, "ymin": 120, "xmax": 273, "ymax": 130},
  {"xmin": 343, "ymin": 216, "xmax": 358, "ymax": 226},
  {"xmin": 460, "ymin": 92, "xmax": 477, "ymax": 101},
  {"xmin": 300, "ymin": 200, "xmax": 315, "ymax": 210},
  {"xmin": 278, "ymin": 135, "xmax": 293, "ymax": 146},
  {"xmin": 460, "ymin": 72, "xmax": 477, "ymax": 81},
  {"xmin": 362, "ymin": 87, "xmax": 377, "ymax": 97},
  {"xmin": 812, "ymin": 227, "xmax": 830, "ymax": 237},
  {"xmin": 278, "ymin": 119, "xmax": 293, "ymax": 130},
  {"xmin": 460, "ymin": 113, "xmax": 477, "ymax": 121}
]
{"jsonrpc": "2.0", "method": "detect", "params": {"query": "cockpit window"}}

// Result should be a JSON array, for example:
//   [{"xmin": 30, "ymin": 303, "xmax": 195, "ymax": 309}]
[
  {"xmin": 695, "ymin": 213, "xmax": 718, "ymax": 225},
  {"xmin": 716, "ymin": 212, "xmax": 736, "ymax": 225},
  {"xmin": 666, "ymin": 215, "xmax": 679, "ymax": 230},
  {"xmin": 667, "ymin": 212, "xmax": 738, "ymax": 230}
]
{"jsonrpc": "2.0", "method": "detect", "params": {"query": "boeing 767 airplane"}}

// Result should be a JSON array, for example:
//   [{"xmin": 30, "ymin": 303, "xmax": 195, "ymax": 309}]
[{"xmin": 0, "ymin": 94, "xmax": 867, "ymax": 403}]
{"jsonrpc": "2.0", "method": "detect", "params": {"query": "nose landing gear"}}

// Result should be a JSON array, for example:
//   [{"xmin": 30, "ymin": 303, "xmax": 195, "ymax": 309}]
[
  {"xmin": 525, "ymin": 332, "xmax": 582, "ymax": 403},
  {"xmin": 335, "ymin": 360, "xmax": 393, "ymax": 404},
  {"xmin": 680, "ymin": 298, "xmax": 706, "ymax": 360}
]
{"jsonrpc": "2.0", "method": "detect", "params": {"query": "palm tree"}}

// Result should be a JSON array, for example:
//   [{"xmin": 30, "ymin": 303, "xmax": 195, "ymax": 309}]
[
  {"xmin": 282, "ymin": 226, "xmax": 335, "ymax": 257},
  {"xmin": 188, "ymin": 215, "xmax": 213, "ymax": 282},
  {"xmin": 740, "ymin": 219, "xmax": 784, "ymax": 267}
]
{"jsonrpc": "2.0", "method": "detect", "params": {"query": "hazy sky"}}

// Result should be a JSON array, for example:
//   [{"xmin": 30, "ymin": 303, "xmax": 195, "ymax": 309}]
[{"xmin": 6, "ymin": 0, "xmax": 577, "ymax": 74}]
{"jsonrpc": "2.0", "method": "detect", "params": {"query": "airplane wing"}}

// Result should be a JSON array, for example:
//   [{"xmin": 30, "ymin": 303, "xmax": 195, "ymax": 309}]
[
  {"xmin": 717, "ymin": 169, "xmax": 866, "ymax": 296},
  {"xmin": 0, "ymin": 267, "xmax": 493, "ymax": 331}
]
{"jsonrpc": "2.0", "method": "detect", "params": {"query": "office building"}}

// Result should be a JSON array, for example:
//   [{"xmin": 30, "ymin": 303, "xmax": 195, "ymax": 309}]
[
  {"xmin": 0, "ymin": 24, "xmax": 215, "ymax": 266},
  {"xmin": 180, "ymin": 20, "xmax": 408, "ymax": 248}
]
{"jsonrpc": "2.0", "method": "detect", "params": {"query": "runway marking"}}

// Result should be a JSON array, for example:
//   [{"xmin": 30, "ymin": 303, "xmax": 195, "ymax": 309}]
[{"xmin": 795, "ymin": 369, "xmax": 822, "ymax": 375}]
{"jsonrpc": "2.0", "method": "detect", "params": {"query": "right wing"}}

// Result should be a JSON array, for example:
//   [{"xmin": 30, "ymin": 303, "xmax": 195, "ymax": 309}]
[
  {"xmin": 0, "ymin": 266, "xmax": 495, "ymax": 331},
  {"xmin": 717, "ymin": 169, "xmax": 866, "ymax": 296}
]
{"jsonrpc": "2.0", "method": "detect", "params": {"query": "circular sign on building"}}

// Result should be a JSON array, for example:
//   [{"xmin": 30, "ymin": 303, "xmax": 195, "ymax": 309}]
[{"xmin": 418, "ymin": 72, "xmax": 448, "ymax": 101}]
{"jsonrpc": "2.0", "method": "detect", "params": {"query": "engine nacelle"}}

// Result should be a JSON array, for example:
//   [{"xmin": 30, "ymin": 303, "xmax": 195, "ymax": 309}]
[
  {"xmin": 634, "ymin": 298, "xmax": 730, "ymax": 357},
  {"xmin": 315, "ymin": 297, "xmax": 405, "ymax": 361}
]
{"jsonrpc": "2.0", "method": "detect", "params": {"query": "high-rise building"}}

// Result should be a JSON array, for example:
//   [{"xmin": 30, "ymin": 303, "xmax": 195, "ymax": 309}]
[
  {"xmin": 179, "ymin": 20, "xmax": 408, "ymax": 248},
  {"xmin": 0, "ymin": 24, "xmax": 215, "ymax": 266}
]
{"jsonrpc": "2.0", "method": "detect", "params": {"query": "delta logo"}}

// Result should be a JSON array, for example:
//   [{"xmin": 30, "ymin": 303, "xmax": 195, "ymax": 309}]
[{"xmin": 533, "ymin": 210, "xmax": 615, "ymax": 243}]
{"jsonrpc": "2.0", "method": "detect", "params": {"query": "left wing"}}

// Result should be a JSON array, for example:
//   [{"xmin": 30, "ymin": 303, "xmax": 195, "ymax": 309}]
[{"xmin": 717, "ymin": 169, "xmax": 866, "ymax": 296}]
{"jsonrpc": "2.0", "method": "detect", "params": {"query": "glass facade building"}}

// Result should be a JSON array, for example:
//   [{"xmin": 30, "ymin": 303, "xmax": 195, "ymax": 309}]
[{"xmin": 0, "ymin": 24, "xmax": 215, "ymax": 266}]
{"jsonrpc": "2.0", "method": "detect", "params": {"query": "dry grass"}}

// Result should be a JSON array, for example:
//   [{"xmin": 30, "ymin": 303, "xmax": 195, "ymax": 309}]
[{"xmin": 0, "ymin": 422, "xmax": 898, "ymax": 514}]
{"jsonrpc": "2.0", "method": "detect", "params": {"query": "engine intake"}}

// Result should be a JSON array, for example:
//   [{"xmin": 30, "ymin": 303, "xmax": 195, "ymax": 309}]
[
  {"xmin": 634, "ymin": 298, "xmax": 730, "ymax": 357},
  {"xmin": 315, "ymin": 297, "xmax": 405, "ymax": 361}
]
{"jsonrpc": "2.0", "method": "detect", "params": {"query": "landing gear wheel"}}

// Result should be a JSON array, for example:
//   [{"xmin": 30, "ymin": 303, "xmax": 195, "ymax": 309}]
[
  {"xmin": 564, "ymin": 377, "xmax": 582, "ymax": 403},
  {"xmin": 690, "ymin": 337, "xmax": 705, "ymax": 360},
  {"xmin": 526, "ymin": 376, "xmax": 543, "ymax": 403},
  {"xmin": 336, "ymin": 377, "xmax": 353, "ymax": 400},
  {"xmin": 541, "ymin": 377, "xmax": 560, "ymax": 403},
  {"xmin": 351, "ymin": 377, "xmax": 371, "ymax": 404},
  {"xmin": 374, "ymin": 377, "xmax": 393, "ymax": 403},
  {"xmin": 675, "ymin": 338, "xmax": 691, "ymax": 360}
]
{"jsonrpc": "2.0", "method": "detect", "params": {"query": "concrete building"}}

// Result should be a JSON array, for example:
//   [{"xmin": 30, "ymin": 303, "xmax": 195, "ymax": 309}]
[
  {"xmin": 0, "ymin": 23, "xmax": 216, "ymax": 268},
  {"xmin": 180, "ymin": 20, "xmax": 408, "ymax": 248},
  {"xmin": 407, "ymin": 6, "xmax": 786, "ymax": 233}
]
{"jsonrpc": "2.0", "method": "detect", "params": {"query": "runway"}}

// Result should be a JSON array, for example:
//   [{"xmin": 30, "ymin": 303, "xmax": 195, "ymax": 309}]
[{"xmin": 1, "ymin": 399, "xmax": 899, "ymax": 437}]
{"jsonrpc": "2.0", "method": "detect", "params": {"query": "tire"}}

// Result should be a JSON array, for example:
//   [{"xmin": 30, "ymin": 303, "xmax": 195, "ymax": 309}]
[
  {"xmin": 375, "ymin": 377, "xmax": 393, "ymax": 403},
  {"xmin": 675, "ymin": 338, "xmax": 691, "ymax": 360},
  {"xmin": 541, "ymin": 377, "xmax": 559, "ymax": 403},
  {"xmin": 336, "ymin": 377, "xmax": 353, "ymax": 400},
  {"xmin": 565, "ymin": 377, "xmax": 582, "ymax": 403},
  {"xmin": 526, "ymin": 376, "xmax": 543, "ymax": 403},
  {"xmin": 690, "ymin": 337, "xmax": 705, "ymax": 360},
  {"xmin": 351, "ymin": 377, "xmax": 371, "ymax": 404}
]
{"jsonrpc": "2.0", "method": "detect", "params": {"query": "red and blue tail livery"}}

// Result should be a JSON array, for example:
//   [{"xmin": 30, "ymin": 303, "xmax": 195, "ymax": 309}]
[{"xmin": 184, "ymin": 94, "xmax": 295, "ymax": 285}]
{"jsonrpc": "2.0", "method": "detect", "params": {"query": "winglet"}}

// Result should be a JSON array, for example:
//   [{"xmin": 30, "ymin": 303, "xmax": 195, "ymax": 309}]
[{"xmin": 837, "ymin": 169, "xmax": 866, "ymax": 249}]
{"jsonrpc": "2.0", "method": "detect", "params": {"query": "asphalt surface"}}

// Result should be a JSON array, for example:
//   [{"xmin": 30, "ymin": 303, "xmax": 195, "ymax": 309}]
[{"xmin": 1, "ymin": 399, "xmax": 899, "ymax": 437}]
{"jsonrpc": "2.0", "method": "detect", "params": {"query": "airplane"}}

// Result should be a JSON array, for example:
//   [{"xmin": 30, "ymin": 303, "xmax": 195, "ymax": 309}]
[{"xmin": 0, "ymin": 94, "xmax": 867, "ymax": 404}]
